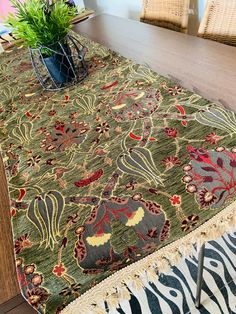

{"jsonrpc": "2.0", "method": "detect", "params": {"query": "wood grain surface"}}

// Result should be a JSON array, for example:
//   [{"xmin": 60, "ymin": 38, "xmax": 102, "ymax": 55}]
[
  {"xmin": 74, "ymin": 14, "xmax": 236, "ymax": 112},
  {"xmin": 0, "ymin": 295, "xmax": 35, "ymax": 314},
  {"xmin": 0, "ymin": 155, "xmax": 19, "ymax": 304}
]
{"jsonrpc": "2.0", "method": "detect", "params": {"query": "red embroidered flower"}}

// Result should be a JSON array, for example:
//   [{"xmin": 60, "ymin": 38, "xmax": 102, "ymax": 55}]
[
  {"xmin": 164, "ymin": 127, "xmax": 177, "ymax": 138},
  {"xmin": 205, "ymin": 132, "xmax": 224, "ymax": 145},
  {"xmin": 162, "ymin": 156, "xmax": 181, "ymax": 169},
  {"xmin": 170, "ymin": 195, "xmax": 181, "ymax": 206},
  {"xmin": 53, "ymin": 264, "xmax": 65, "ymax": 277}
]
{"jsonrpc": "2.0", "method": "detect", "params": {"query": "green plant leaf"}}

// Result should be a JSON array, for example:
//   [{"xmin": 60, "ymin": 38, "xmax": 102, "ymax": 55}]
[{"xmin": 6, "ymin": 0, "xmax": 76, "ymax": 50}]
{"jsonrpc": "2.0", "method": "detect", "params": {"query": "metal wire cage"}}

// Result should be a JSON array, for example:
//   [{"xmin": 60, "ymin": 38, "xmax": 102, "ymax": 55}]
[{"xmin": 29, "ymin": 35, "xmax": 88, "ymax": 91}]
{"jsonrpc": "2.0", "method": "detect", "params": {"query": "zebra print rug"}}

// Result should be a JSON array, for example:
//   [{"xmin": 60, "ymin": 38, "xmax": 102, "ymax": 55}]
[{"xmin": 107, "ymin": 230, "xmax": 236, "ymax": 314}]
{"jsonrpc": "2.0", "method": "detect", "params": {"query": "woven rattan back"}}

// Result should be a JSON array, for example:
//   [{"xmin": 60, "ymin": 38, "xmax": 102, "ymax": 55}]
[
  {"xmin": 198, "ymin": 0, "xmax": 236, "ymax": 46},
  {"xmin": 140, "ymin": 0, "xmax": 190, "ymax": 33}
]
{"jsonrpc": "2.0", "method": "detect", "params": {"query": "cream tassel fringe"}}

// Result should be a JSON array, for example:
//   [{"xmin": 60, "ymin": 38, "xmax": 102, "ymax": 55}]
[{"xmin": 61, "ymin": 201, "xmax": 236, "ymax": 314}]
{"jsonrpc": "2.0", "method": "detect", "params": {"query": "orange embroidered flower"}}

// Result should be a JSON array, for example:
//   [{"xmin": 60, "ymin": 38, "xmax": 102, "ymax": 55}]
[
  {"xmin": 31, "ymin": 274, "xmax": 43, "ymax": 286},
  {"xmin": 24, "ymin": 264, "xmax": 35, "ymax": 275}
]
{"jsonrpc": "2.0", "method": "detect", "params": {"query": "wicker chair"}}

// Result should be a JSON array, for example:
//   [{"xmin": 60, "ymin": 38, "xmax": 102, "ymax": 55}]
[
  {"xmin": 198, "ymin": 0, "xmax": 236, "ymax": 46},
  {"xmin": 140, "ymin": 0, "xmax": 190, "ymax": 33}
]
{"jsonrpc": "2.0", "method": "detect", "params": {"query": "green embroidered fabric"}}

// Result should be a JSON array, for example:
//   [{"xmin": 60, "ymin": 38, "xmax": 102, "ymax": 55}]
[{"xmin": 0, "ymin": 34, "xmax": 236, "ymax": 313}]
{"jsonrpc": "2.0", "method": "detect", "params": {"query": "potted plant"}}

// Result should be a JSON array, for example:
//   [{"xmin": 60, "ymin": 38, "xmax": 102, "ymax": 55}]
[{"xmin": 7, "ymin": 0, "xmax": 78, "ymax": 85}]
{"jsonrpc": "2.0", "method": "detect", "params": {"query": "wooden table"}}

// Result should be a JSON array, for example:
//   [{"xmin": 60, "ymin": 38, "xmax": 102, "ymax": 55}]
[
  {"xmin": 71, "ymin": 9, "xmax": 95, "ymax": 24},
  {"xmin": 1, "ymin": 13, "xmax": 236, "ymax": 313},
  {"xmin": 74, "ymin": 14, "xmax": 236, "ymax": 113}
]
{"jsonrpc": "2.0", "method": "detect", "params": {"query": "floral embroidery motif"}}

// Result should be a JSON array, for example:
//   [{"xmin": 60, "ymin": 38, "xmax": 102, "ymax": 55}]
[
  {"xmin": 53, "ymin": 264, "xmax": 66, "ymax": 277},
  {"xmin": 27, "ymin": 287, "xmax": 49, "ymax": 309},
  {"xmin": 164, "ymin": 127, "xmax": 178, "ymax": 138},
  {"xmin": 162, "ymin": 156, "xmax": 181, "ymax": 170},
  {"xmin": 169, "ymin": 195, "xmax": 182, "ymax": 206},
  {"xmin": 1, "ymin": 33, "xmax": 236, "ymax": 314},
  {"xmin": 14, "ymin": 234, "xmax": 32, "ymax": 254},
  {"xmin": 183, "ymin": 146, "xmax": 236, "ymax": 208},
  {"xmin": 41, "ymin": 121, "xmax": 89, "ymax": 152},
  {"xmin": 205, "ymin": 132, "xmax": 224, "ymax": 144},
  {"xmin": 181, "ymin": 215, "xmax": 199, "ymax": 232}
]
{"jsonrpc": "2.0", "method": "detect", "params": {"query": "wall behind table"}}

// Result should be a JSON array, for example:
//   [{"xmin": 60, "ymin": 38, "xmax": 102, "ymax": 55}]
[
  {"xmin": 84, "ymin": 0, "xmax": 207, "ymax": 35},
  {"xmin": 0, "ymin": 0, "xmax": 85, "ymax": 22},
  {"xmin": 0, "ymin": 0, "xmax": 16, "ymax": 22}
]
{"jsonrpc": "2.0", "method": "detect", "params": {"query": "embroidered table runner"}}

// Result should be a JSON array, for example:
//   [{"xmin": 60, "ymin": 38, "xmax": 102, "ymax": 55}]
[{"xmin": 1, "ymin": 34, "xmax": 236, "ymax": 314}]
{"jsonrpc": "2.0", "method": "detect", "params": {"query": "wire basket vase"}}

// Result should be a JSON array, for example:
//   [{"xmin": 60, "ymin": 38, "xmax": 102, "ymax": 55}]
[{"xmin": 29, "ymin": 35, "xmax": 88, "ymax": 91}]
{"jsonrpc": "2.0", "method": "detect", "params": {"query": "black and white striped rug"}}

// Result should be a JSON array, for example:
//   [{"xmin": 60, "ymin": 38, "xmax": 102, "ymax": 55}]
[{"xmin": 108, "ymin": 231, "xmax": 236, "ymax": 314}]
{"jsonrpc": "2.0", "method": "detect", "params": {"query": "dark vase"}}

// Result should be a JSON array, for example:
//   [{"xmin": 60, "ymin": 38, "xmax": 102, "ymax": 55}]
[
  {"xmin": 42, "ymin": 44, "xmax": 76, "ymax": 85},
  {"xmin": 66, "ymin": 0, "xmax": 76, "ymax": 8}
]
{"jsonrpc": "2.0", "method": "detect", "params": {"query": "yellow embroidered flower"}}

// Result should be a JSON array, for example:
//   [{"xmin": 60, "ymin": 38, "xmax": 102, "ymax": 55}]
[
  {"xmin": 125, "ymin": 207, "xmax": 144, "ymax": 226},
  {"xmin": 86, "ymin": 233, "xmax": 111, "ymax": 247}
]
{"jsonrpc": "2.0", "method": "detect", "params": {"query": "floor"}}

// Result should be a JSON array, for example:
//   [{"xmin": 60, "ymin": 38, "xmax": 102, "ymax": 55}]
[
  {"xmin": 0, "ymin": 295, "xmax": 34, "ymax": 314},
  {"xmin": 1, "ymin": 231, "xmax": 236, "ymax": 314}
]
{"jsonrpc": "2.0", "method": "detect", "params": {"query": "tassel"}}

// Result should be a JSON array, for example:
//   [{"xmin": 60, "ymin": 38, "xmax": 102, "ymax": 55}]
[
  {"xmin": 61, "ymin": 201, "xmax": 236, "ymax": 314},
  {"xmin": 146, "ymin": 267, "xmax": 158, "ymax": 283},
  {"xmin": 93, "ymin": 306, "xmax": 107, "ymax": 314},
  {"xmin": 166, "ymin": 250, "xmax": 181, "ymax": 266},
  {"xmin": 131, "ymin": 275, "xmax": 144, "ymax": 290},
  {"xmin": 157, "ymin": 258, "xmax": 170, "ymax": 274},
  {"xmin": 117, "ymin": 284, "xmax": 131, "ymax": 301},
  {"xmin": 230, "ymin": 211, "xmax": 236, "ymax": 227},
  {"xmin": 178, "ymin": 242, "xmax": 193, "ymax": 258},
  {"xmin": 106, "ymin": 293, "xmax": 119, "ymax": 310}
]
